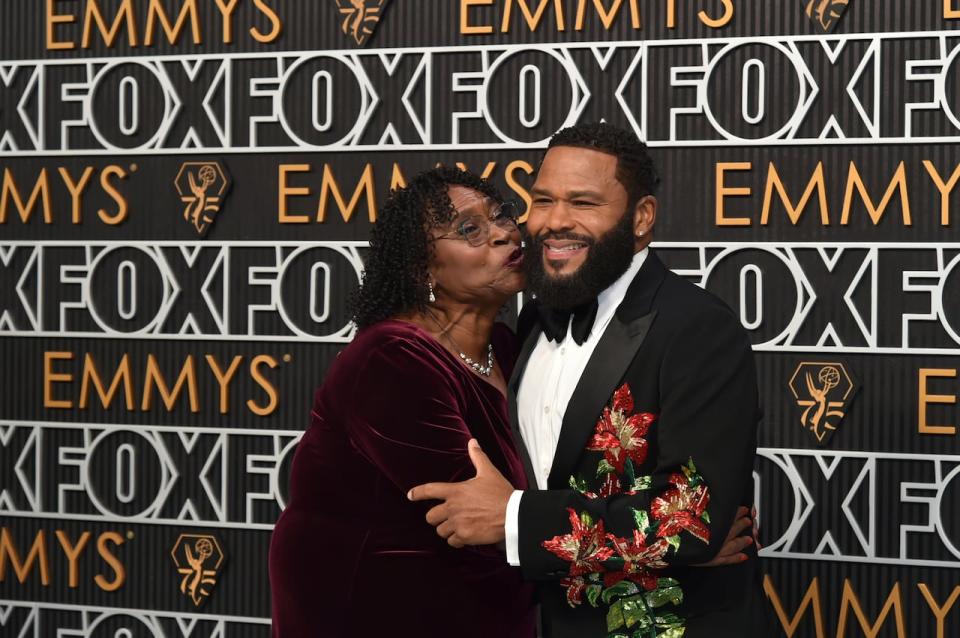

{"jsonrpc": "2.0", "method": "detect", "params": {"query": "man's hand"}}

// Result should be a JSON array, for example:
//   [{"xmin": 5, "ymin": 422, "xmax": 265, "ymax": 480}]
[
  {"xmin": 408, "ymin": 439, "xmax": 513, "ymax": 548},
  {"xmin": 695, "ymin": 506, "xmax": 754, "ymax": 567}
]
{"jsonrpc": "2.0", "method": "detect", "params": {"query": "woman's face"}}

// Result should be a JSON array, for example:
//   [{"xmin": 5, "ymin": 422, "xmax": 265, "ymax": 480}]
[{"xmin": 428, "ymin": 185, "xmax": 525, "ymax": 308}]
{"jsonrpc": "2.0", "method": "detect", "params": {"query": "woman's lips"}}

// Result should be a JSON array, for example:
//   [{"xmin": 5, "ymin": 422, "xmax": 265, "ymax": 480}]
[
  {"xmin": 543, "ymin": 239, "xmax": 588, "ymax": 262},
  {"xmin": 505, "ymin": 248, "xmax": 524, "ymax": 268}
]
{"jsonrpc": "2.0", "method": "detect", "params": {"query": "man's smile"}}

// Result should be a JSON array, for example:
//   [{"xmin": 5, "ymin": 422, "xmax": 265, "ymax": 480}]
[{"xmin": 543, "ymin": 239, "xmax": 589, "ymax": 262}]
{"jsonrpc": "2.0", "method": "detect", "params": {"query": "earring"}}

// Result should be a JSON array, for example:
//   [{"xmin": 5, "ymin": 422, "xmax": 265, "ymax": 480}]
[
  {"xmin": 428, "ymin": 282, "xmax": 436, "ymax": 303},
  {"xmin": 638, "ymin": 231, "xmax": 645, "ymax": 237}
]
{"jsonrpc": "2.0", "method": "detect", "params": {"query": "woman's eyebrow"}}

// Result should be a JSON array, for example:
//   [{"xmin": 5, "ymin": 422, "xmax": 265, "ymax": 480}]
[{"xmin": 453, "ymin": 199, "xmax": 496, "ymax": 216}]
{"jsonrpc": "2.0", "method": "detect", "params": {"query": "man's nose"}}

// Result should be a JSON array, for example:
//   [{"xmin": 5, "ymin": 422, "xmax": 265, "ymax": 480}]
[{"xmin": 543, "ymin": 202, "xmax": 575, "ymax": 232}]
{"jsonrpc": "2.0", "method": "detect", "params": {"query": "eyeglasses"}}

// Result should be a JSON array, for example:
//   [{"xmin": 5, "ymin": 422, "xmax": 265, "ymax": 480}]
[{"xmin": 435, "ymin": 200, "xmax": 522, "ymax": 247}]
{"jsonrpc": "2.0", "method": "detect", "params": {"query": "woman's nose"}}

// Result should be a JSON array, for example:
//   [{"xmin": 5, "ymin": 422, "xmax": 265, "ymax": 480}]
[{"xmin": 489, "ymin": 221, "xmax": 518, "ymax": 245}]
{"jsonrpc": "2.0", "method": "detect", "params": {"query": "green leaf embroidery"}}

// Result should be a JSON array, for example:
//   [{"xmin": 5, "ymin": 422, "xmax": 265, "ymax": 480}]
[
  {"xmin": 586, "ymin": 583, "xmax": 603, "ymax": 608},
  {"xmin": 620, "ymin": 594, "xmax": 652, "ymax": 629},
  {"xmin": 701, "ymin": 510, "xmax": 711, "ymax": 524},
  {"xmin": 632, "ymin": 508, "xmax": 651, "ymax": 533},
  {"xmin": 607, "ymin": 600, "xmax": 626, "ymax": 631},
  {"xmin": 602, "ymin": 579, "xmax": 640, "ymax": 604},
  {"xmin": 633, "ymin": 475, "xmax": 653, "ymax": 491},
  {"xmin": 569, "ymin": 475, "xmax": 589, "ymax": 493},
  {"xmin": 665, "ymin": 535, "xmax": 681, "ymax": 553},
  {"xmin": 597, "ymin": 459, "xmax": 617, "ymax": 476},
  {"xmin": 655, "ymin": 612, "xmax": 684, "ymax": 626},
  {"xmin": 645, "ymin": 585, "xmax": 683, "ymax": 608}
]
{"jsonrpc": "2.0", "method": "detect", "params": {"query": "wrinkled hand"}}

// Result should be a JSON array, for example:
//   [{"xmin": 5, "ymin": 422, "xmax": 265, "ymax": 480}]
[
  {"xmin": 408, "ymin": 439, "xmax": 513, "ymax": 548},
  {"xmin": 695, "ymin": 506, "xmax": 755, "ymax": 567}
]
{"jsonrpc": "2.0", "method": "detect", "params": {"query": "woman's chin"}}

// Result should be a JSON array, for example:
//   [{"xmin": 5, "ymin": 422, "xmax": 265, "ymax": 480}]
[{"xmin": 505, "ymin": 273, "xmax": 526, "ymax": 296}]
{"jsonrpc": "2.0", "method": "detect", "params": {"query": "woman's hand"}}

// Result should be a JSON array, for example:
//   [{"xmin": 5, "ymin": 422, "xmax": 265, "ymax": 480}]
[{"xmin": 695, "ymin": 506, "xmax": 755, "ymax": 567}]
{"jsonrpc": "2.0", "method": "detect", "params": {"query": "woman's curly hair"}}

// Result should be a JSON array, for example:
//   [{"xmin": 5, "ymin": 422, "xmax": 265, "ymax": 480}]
[{"xmin": 351, "ymin": 167, "xmax": 503, "ymax": 329}]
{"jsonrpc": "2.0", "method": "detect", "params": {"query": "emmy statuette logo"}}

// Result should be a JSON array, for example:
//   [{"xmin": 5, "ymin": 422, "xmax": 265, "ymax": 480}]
[
  {"xmin": 803, "ymin": 0, "xmax": 851, "ymax": 32},
  {"xmin": 171, "ymin": 534, "xmax": 225, "ymax": 607},
  {"xmin": 789, "ymin": 362, "xmax": 859, "ymax": 445},
  {"xmin": 174, "ymin": 162, "xmax": 231, "ymax": 237},
  {"xmin": 334, "ymin": 0, "xmax": 391, "ymax": 46}
]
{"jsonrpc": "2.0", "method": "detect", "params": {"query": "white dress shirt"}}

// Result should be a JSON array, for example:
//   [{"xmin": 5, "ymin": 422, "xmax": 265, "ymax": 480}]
[{"xmin": 505, "ymin": 248, "xmax": 648, "ymax": 566}]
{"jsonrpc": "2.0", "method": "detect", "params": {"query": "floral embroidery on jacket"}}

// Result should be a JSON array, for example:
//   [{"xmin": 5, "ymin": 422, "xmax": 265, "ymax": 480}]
[{"xmin": 542, "ymin": 383, "xmax": 712, "ymax": 638}]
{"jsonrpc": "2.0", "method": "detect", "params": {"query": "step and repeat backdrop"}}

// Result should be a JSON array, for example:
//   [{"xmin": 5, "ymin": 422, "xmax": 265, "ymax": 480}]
[{"xmin": 2, "ymin": 1, "xmax": 960, "ymax": 636}]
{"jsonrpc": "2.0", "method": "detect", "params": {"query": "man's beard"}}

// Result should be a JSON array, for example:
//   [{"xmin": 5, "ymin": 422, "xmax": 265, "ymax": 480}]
[{"xmin": 523, "ymin": 210, "xmax": 636, "ymax": 310}]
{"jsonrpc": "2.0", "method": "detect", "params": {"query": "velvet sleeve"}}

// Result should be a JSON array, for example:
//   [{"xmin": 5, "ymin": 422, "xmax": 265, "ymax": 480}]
[
  {"xmin": 343, "ymin": 334, "xmax": 476, "ymax": 494},
  {"xmin": 516, "ymin": 303, "xmax": 760, "ymax": 582}
]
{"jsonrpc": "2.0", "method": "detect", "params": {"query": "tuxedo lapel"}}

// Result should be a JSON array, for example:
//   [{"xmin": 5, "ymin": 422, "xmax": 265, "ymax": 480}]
[
  {"xmin": 545, "ymin": 311, "xmax": 656, "ymax": 488},
  {"xmin": 545, "ymin": 252, "xmax": 669, "ymax": 489},
  {"xmin": 508, "ymin": 320, "xmax": 542, "ymax": 489}
]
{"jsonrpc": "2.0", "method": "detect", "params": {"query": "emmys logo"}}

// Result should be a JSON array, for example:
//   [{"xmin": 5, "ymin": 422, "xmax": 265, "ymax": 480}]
[
  {"xmin": 175, "ymin": 162, "xmax": 230, "ymax": 237},
  {"xmin": 789, "ymin": 362, "xmax": 858, "ymax": 445},
  {"xmin": 335, "ymin": 0, "xmax": 391, "ymax": 45},
  {"xmin": 171, "ymin": 534, "xmax": 225, "ymax": 607},
  {"xmin": 804, "ymin": 0, "xmax": 851, "ymax": 31}
]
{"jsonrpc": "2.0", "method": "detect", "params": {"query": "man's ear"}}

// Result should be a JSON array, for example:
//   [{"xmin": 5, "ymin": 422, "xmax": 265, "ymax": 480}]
[{"xmin": 633, "ymin": 195, "xmax": 657, "ymax": 241}]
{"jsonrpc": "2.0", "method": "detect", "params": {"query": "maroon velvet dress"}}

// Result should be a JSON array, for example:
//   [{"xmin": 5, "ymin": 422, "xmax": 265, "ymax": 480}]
[{"xmin": 269, "ymin": 320, "xmax": 536, "ymax": 637}]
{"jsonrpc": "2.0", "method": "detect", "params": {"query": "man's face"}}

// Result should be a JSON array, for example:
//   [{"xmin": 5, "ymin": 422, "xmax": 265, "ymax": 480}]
[
  {"xmin": 523, "ymin": 145, "xmax": 640, "ymax": 310},
  {"xmin": 526, "ymin": 146, "xmax": 631, "ymax": 277}
]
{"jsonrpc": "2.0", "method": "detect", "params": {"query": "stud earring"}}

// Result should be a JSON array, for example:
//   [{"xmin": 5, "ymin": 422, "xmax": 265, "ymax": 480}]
[{"xmin": 428, "ymin": 282, "xmax": 436, "ymax": 303}]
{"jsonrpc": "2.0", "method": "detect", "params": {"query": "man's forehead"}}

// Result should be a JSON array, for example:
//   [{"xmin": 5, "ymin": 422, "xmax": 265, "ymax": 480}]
[{"xmin": 534, "ymin": 147, "xmax": 620, "ymax": 191}]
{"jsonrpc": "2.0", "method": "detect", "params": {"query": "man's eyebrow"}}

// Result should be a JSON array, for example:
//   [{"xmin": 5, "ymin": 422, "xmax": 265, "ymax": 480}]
[
  {"xmin": 566, "ymin": 190, "xmax": 604, "ymax": 199},
  {"xmin": 530, "ymin": 187, "xmax": 605, "ymax": 199}
]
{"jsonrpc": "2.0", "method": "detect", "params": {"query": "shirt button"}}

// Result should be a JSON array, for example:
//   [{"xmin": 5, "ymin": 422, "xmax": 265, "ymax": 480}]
[
  {"xmin": 560, "ymin": 347, "xmax": 566, "ymax": 355},
  {"xmin": 543, "ymin": 406, "xmax": 551, "ymax": 414}
]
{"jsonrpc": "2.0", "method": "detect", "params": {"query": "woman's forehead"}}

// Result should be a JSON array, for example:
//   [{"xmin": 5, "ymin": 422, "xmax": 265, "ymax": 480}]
[{"xmin": 447, "ymin": 184, "xmax": 493, "ymax": 213}]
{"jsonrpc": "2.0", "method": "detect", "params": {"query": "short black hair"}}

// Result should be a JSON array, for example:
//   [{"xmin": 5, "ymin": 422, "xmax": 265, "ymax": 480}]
[
  {"xmin": 351, "ymin": 167, "xmax": 503, "ymax": 329},
  {"xmin": 547, "ymin": 122, "xmax": 660, "ymax": 205}
]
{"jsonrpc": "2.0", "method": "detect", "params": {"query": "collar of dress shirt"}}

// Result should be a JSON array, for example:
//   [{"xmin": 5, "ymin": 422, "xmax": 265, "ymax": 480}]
[{"xmin": 593, "ymin": 247, "xmax": 649, "ymax": 328}]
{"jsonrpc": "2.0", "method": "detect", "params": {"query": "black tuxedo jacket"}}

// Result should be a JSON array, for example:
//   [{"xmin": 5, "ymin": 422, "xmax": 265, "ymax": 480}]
[{"xmin": 509, "ymin": 251, "xmax": 773, "ymax": 638}]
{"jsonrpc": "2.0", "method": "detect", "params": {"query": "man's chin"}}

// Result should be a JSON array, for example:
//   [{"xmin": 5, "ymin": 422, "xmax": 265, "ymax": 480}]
[{"xmin": 544, "ymin": 255, "xmax": 587, "ymax": 277}]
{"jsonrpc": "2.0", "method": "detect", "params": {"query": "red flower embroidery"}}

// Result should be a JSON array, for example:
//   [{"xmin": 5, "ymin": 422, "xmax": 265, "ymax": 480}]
[
  {"xmin": 612, "ymin": 383, "xmax": 634, "ymax": 413},
  {"xmin": 602, "ymin": 569, "xmax": 657, "ymax": 591},
  {"xmin": 542, "ymin": 508, "xmax": 615, "ymax": 577},
  {"xmin": 559, "ymin": 576, "xmax": 588, "ymax": 606},
  {"xmin": 548, "ymin": 381, "xmax": 712, "ymax": 634},
  {"xmin": 587, "ymin": 384, "xmax": 657, "ymax": 473},
  {"xmin": 597, "ymin": 472, "xmax": 621, "ymax": 498},
  {"xmin": 608, "ymin": 528, "xmax": 671, "ymax": 574},
  {"xmin": 651, "ymin": 469, "xmax": 711, "ymax": 543}
]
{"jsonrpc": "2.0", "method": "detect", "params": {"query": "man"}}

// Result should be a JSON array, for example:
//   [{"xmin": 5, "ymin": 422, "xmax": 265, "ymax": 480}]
[{"xmin": 410, "ymin": 122, "xmax": 770, "ymax": 637}]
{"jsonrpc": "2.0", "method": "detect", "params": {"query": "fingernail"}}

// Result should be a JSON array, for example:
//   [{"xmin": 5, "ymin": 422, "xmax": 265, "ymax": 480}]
[
  {"xmin": 407, "ymin": 490, "xmax": 413, "ymax": 500},
  {"xmin": 745, "ymin": 537, "xmax": 753, "ymax": 545}
]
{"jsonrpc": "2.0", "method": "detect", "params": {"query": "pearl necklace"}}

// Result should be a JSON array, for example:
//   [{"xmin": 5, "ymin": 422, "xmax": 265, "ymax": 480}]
[
  {"xmin": 458, "ymin": 343, "xmax": 495, "ymax": 377},
  {"xmin": 423, "ymin": 309, "xmax": 495, "ymax": 377}
]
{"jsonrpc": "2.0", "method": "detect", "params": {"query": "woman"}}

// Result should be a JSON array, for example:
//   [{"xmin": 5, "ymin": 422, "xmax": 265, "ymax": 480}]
[{"xmin": 269, "ymin": 167, "xmax": 535, "ymax": 637}]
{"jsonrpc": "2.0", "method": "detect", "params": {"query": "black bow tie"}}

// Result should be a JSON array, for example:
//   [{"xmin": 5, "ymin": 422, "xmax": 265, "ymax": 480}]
[{"xmin": 537, "ymin": 300, "xmax": 599, "ymax": 346}]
